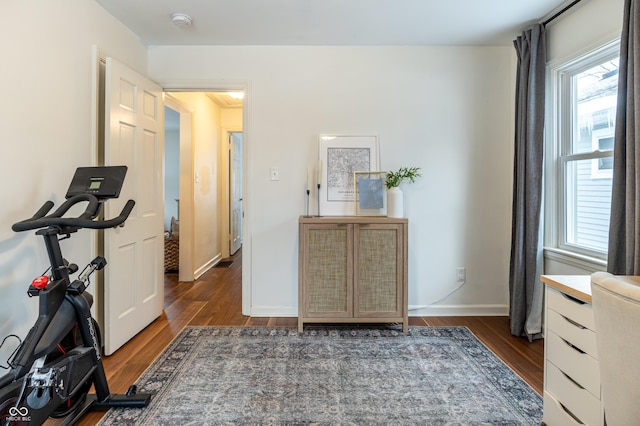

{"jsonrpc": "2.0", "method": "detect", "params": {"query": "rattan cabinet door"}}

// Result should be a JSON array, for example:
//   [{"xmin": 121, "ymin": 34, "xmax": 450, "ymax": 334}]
[
  {"xmin": 354, "ymin": 224, "xmax": 403, "ymax": 318},
  {"xmin": 302, "ymin": 224, "xmax": 354, "ymax": 318}
]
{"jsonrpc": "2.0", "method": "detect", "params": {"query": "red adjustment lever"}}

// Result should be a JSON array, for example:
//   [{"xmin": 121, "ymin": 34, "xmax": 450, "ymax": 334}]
[{"xmin": 32, "ymin": 276, "xmax": 49, "ymax": 289}]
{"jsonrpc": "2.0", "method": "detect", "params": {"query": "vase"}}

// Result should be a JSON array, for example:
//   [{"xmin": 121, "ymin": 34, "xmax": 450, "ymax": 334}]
[{"xmin": 387, "ymin": 187, "xmax": 403, "ymax": 218}]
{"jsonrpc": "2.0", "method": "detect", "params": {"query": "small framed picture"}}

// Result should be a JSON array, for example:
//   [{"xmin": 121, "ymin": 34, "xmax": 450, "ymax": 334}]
[{"xmin": 354, "ymin": 171, "xmax": 387, "ymax": 216}]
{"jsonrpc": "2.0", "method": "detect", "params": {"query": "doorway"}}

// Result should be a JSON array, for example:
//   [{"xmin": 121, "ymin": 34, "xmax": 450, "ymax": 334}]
[
  {"xmin": 163, "ymin": 96, "xmax": 194, "ymax": 283},
  {"xmin": 229, "ymin": 131, "xmax": 243, "ymax": 255},
  {"xmin": 163, "ymin": 105, "xmax": 181, "ymax": 275},
  {"xmin": 163, "ymin": 91, "xmax": 244, "ymax": 286},
  {"xmin": 164, "ymin": 105, "xmax": 180, "ymax": 239}
]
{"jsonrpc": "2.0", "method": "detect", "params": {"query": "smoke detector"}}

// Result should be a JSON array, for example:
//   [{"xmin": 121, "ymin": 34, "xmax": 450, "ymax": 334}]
[{"xmin": 171, "ymin": 13, "xmax": 193, "ymax": 28}]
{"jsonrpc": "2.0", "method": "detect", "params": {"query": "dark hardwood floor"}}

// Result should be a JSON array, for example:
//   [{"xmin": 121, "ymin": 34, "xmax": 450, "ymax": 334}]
[{"xmin": 78, "ymin": 248, "xmax": 543, "ymax": 425}]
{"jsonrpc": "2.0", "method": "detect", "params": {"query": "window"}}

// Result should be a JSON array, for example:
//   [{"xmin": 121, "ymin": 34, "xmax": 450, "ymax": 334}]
[{"xmin": 552, "ymin": 43, "xmax": 619, "ymax": 257}]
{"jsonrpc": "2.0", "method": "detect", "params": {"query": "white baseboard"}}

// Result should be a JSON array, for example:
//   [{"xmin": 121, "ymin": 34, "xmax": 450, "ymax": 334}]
[
  {"xmin": 408, "ymin": 304, "xmax": 509, "ymax": 316},
  {"xmin": 194, "ymin": 254, "xmax": 222, "ymax": 280},
  {"xmin": 250, "ymin": 306, "xmax": 298, "ymax": 317},
  {"xmin": 248, "ymin": 304, "xmax": 509, "ymax": 317}
]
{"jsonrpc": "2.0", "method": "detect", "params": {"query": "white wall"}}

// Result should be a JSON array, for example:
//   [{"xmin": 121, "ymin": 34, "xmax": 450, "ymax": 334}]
[
  {"xmin": 221, "ymin": 109, "xmax": 243, "ymax": 130},
  {"xmin": 149, "ymin": 45, "xmax": 516, "ymax": 316},
  {"xmin": 0, "ymin": 0, "xmax": 148, "ymax": 365},
  {"xmin": 543, "ymin": 0, "xmax": 624, "ymax": 275},
  {"xmin": 546, "ymin": 0, "xmax": 624, "ymax": 64}
]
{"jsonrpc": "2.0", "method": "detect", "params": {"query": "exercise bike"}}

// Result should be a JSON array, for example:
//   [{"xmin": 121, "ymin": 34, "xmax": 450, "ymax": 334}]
[{"xmin": 0, "ymin": 166, "xmax": 152, "ymax": 425}]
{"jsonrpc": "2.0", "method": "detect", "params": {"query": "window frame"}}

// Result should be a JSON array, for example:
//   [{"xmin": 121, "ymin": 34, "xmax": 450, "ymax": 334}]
[{"xmin": 547, "ymin": 40, "xmax": 620, "ymax": 260}]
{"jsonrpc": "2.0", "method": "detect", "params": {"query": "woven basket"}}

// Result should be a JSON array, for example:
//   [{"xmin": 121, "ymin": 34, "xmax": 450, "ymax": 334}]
[{"xmin": 164, "ymin": 235, "xmax": 179, "ymax": 271}]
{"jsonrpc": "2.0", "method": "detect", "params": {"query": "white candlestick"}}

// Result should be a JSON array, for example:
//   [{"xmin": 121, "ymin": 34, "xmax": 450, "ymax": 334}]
[
  {"xmin": 307, "ymin": 165, "xmax": 311, "ymax": 191},
  {"xmin": 317, "ymin": 160, "xmax": 322, "ymax": 185}
]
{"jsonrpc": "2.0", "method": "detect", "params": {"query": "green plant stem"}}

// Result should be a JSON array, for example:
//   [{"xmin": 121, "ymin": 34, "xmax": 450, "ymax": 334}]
[{"xmin": 385, "ymin": 167, "xmax": 421, "ymax": 189}]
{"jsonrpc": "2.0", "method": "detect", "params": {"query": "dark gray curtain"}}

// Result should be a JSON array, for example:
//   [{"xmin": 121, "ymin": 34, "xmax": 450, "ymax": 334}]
[
  {"xmin": 509, "ymin": 24, "xmax": 546, "ymax": 340},
  {"xmin": 608, "ymin": 0, "xmax": 640, "ymax": 275}
]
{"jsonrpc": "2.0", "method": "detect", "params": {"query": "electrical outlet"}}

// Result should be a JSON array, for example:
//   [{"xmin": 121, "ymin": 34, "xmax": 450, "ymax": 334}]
[
  {"xmin": 456, "ymin": 267, "xmax": 466, "ymax": 283},
  {"xmin": 270, "ymin": 167, "xmax": 280, "ymax": 181}
]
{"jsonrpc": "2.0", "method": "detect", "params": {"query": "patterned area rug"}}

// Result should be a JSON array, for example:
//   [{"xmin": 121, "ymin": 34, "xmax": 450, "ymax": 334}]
[{"xmin": 98, "ymin": 327, "xmax": 542, "ymax": 425}]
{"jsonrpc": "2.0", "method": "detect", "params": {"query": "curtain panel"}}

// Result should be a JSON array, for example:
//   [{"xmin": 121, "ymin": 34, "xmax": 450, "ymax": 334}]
[
  {"xmin": 509, "ymin": 24, "xmax": 546, "ymax": 340},
  {"xmin": 608, "ymin": 0, "xmax": 640, "ymax": 275}
]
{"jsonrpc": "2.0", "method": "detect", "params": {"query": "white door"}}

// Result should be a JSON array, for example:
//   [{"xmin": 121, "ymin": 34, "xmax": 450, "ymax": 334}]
[
  {"xmin": 103, "ymin": 57, "xmax": 164, "ymax": 355},
  {"xmin": 230, "ymin": 132, "xmax": 243, "ymax": 255}
]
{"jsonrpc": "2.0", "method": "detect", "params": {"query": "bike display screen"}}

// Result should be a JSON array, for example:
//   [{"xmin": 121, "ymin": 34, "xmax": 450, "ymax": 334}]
[{"xmin": 66, "ymin": 166, "xmax": 128, "ymax": 200}]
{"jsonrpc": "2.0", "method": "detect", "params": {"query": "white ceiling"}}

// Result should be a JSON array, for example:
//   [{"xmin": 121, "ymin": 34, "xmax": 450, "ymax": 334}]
[{"xmin": 95, "ymin": 0, "xmax": 570, "ymax": 47}]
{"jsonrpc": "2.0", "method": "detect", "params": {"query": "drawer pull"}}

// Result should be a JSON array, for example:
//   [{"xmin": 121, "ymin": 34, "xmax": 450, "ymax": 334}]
[
  {"xmin": 561, "ymin": 292, "xmax": 586, "ymax": 305},
  {"xmin": 559, "ymin": 402, "xmax": 585, "ymax": 425},
  {"xmin": 561, "ymin": 336, "xmax": 586, "ymax": 354},
  {"xmin": 561, "ymin": 370, "xmax": 585, "ymax": 390},
  {"xmin": 561, "ymin": 314, "xmax": 587, "ymax": 330}
]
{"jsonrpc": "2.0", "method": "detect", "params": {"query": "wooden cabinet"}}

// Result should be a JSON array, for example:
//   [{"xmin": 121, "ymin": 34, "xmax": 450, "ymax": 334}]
[
  {"xmin": 540, "ymin": 276, "xmax": 603, "ymax": 426},
  {"xmin": 298, "ymin": 216, "xmax": 408, "ymax": 332}
]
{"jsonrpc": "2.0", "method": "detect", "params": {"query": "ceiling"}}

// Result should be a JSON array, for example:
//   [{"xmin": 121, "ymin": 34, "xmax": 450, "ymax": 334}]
[
  {"xmin": 206, "ymin": 92, "xmax": 244, "ymax": 108},
  {"xmin": 95, "ymin": 0, "xmax": 570, "ymax": 47}
]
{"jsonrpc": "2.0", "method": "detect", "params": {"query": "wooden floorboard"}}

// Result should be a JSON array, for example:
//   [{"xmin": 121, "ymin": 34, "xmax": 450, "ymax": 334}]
[{"xmin": 75, "ymin": 248, "xmax": 543, "ymax": 425}]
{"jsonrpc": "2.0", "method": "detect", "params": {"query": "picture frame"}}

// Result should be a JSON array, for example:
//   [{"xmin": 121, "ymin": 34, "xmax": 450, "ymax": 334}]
[
  {"xmin": 354, "ymin": 171, "xmax": 387, "ymax": 216},
  {"xmin": 318, "ymin": 135, "xmax": 379, "ymax": 216}
]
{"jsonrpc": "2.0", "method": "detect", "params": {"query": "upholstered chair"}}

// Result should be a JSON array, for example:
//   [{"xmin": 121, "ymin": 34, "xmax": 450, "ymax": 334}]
[{"xmin": 591, "ymin": 271, "xmax": 640, "ymax": 425}]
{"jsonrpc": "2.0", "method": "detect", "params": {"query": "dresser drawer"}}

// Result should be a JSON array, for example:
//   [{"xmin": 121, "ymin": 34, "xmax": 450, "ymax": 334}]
[
  {"xmin": 543, "ymin": 390, "xmax": 593, "ymax": 426},
  {"xmin": 545, "ymin": 362, "xmax": 601, "ymax": 425},
  {"xmin": 547, "ymin": 309, "xmax": 597, "ymax": 358},
  {"xmin": 546, "ymin": 330, "xmax": 600, "ymax": 398},
  {"xmin": 547, "ymin": 287, "xmax": 594, "ymax": 331}
]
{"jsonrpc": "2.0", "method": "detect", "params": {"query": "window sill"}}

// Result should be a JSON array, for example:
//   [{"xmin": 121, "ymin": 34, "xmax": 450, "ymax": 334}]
[{"xmin": 543, "ymin": 247, "xmax": 607, "ymax": 273}]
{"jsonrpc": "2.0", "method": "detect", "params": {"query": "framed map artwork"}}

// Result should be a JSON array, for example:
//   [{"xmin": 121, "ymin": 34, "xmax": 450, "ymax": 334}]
[{"xmin": 318, "ymin": 135, "xmax": 379, "ymax": 216}]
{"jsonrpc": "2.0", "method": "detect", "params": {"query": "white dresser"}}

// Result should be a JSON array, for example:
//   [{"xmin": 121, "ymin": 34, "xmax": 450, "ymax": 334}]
[{"xmin": 540, "ymin": 275, "xmax": 603, "ymax": 426}]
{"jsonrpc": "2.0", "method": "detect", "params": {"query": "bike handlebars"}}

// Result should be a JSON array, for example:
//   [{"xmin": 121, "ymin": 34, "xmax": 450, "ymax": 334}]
[{"xmin": 12, "ymin": 194, "xmax": 135, "ymax": 233}]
